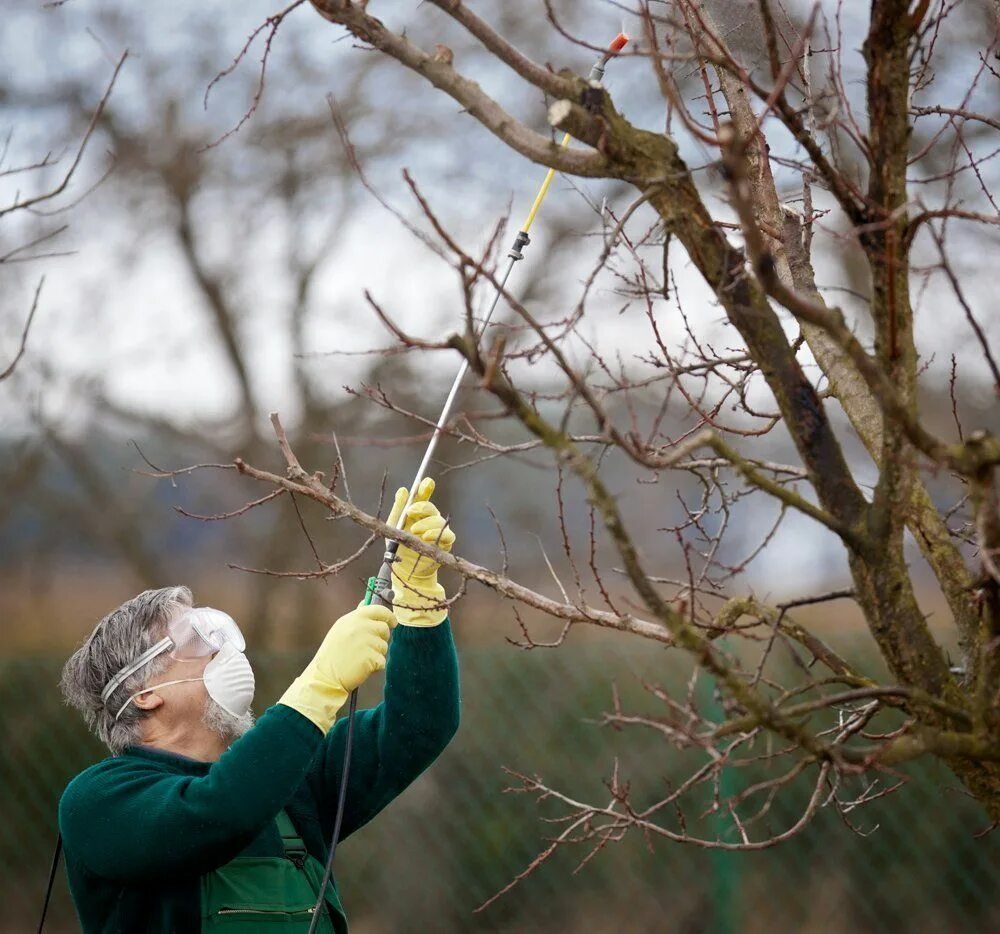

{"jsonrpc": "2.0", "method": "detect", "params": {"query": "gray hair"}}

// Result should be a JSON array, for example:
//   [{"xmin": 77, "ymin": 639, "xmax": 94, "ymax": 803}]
[{"xmin": 61, "ymin": 586, "xmax": 193, "ymax": 754}]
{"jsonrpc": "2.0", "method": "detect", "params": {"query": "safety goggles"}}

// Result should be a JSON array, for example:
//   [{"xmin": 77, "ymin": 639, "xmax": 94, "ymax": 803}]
[{"xmin": 100, "ymin": 607, "xmax": 245, "ymax": 707}]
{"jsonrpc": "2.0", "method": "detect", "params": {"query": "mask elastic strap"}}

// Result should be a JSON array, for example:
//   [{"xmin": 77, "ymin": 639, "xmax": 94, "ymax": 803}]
[
  {"xmin": 100, "ymin": 637, "xmax": 173, "ymax": 705},
  {"xmin": 114, "ymin": 677, "xmax": 203, "ymax": 721}
]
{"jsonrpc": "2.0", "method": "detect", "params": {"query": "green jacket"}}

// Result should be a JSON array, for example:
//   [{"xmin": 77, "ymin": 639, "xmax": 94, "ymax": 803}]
[{"xmin": 59, "ymin": 621, "xmax": 460, "ymax": 932}]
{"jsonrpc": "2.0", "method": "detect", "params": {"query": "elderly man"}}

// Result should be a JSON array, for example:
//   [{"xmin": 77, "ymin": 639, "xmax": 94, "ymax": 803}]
[{"xmin": 58, "ymin": 480, "xmax": 459, "ymax": 933}]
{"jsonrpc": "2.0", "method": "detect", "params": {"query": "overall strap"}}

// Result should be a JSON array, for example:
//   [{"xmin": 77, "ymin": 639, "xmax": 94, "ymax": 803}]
[
  {"xmin": 37, "ymin": 833, "xmax": 62, "ymax": 933},
  {"xmin": 275, "ymin": 810, "xmax": 308, "ymax": 863}
]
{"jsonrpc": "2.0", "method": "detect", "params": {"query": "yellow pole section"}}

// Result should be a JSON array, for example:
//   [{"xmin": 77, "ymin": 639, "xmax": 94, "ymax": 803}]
[{"xmin": 520, "ymin": 132, "xmax": 572, "ymax": 233}]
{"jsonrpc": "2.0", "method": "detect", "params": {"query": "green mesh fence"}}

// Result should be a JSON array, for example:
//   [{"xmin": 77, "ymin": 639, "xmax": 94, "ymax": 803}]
[{"xmin": 3, "ymin": 643, "xmax": 998, "ymax": 933}]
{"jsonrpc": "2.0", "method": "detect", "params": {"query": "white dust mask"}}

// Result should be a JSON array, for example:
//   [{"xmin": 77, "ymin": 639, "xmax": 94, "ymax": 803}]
[
  {"xmin": 114, "ymin": 642, "xmax": 255, "ymax": 721},
  {"xmin": 203, "ymin": 641, "xmax": 255, "ymax": 718}
]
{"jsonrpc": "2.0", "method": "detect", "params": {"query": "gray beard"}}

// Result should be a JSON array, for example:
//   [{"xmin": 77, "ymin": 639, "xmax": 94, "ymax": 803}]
[{"xmin": 203, "ymin": 696, "xmax": 255, "ymax": 742}]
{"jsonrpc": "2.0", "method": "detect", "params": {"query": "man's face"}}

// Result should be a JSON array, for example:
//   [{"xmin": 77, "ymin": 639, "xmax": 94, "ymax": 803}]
[
  {"xmin": 126, "ymin": 607, "xmax": 255, "ymax": 746},
  {"xmin": 149, "ymin": 652, "xmax": 213, "ymax": 726},
  {"xmin": 141, "ymin": 645, "xmax": 255, "ymax": 743}
]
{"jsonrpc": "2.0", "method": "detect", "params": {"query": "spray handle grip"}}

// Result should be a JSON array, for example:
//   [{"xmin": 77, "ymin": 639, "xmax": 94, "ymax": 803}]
[{"xmin": 365, "ymin": 551, "xmax": 396, "ymax": 609}]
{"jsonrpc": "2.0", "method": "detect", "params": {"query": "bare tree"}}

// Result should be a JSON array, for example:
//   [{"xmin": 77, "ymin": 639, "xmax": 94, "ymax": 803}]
[{"xmin": 176, "ymin": 0, "xmax": 1000, "ymax": 887}]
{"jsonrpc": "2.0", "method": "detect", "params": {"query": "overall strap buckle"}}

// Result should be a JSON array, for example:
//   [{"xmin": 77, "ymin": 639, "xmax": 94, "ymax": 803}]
[{"xmin": 276, "ymin": 810, "xmax": 308, "ymax": 867}]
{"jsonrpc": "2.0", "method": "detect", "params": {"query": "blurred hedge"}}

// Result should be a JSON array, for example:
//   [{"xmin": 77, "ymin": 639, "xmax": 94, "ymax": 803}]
[{"xmin": 3, "ymin": 641, "xmax": 998, "ymax": 933}]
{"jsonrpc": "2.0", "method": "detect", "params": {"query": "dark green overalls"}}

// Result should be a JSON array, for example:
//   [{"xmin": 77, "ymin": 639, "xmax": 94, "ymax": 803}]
[{"xmin": 200, "ymin": 811, "xmax": 346, "ymax": 932}]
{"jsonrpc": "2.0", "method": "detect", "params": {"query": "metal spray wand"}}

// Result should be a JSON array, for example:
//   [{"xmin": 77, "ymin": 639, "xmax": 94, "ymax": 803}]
[{"xmin": 309, "ymin": 32, "xmax": 630, "ymax": 930}]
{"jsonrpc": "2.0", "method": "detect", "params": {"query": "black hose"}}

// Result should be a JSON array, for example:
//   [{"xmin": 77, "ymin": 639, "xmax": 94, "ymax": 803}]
[
  {"xmin": 308, "ymin": 546, "xmax": 397, "ymax": 933},
  {"xmin": 307, "ymin": 688, "xmax": 357, "ymax": 934}
]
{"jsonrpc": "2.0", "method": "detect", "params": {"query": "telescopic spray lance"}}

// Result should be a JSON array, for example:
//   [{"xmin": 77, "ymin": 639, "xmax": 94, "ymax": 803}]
[{"xmin": 308, "ymin": 31, "xmax": 630, "ymax": 931}]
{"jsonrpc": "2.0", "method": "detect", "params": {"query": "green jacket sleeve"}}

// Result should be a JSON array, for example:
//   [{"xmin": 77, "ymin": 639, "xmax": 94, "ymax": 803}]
[
  {"xmin": 309, "ymin": 619, "xmax": 460, "ymax": 842},
  {"xmin": 59, "ymin": 704, "xmax": 322, "ymax": 882}
]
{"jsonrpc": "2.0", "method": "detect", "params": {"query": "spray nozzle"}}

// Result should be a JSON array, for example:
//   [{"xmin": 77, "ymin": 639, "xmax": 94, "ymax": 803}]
[{"xmin": 608, "ymin": 32, "xmax": 630, "ymax": 55}]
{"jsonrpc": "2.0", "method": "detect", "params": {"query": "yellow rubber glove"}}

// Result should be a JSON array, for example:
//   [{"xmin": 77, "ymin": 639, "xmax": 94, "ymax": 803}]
[
  {"xmin": 279, "ymin": 604, "xmax": 396, "ymax": 733},
  {"xmin": 387, "ymin": 477, "xmax": 456, "ymax": 627}
]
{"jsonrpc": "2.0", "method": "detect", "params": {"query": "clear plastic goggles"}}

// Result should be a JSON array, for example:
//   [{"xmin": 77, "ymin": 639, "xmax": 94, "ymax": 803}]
[
  {"xmin": 166, "ymin": 607, "xmax": 245, "ymax": 660},
  {"xmin": 101, "ymin": 607, "xmax": 245, "ymax": 707}
]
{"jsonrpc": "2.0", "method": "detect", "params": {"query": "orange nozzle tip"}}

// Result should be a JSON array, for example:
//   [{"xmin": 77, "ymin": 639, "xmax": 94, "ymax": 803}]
[{"xmin": 608, "ymin": 33, "xmax": 630, "ymax": 54}]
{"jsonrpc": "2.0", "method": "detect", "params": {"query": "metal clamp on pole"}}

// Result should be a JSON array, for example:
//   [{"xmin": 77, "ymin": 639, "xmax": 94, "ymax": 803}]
[{"xmin": 508, "ymin": 230, "xmax": 530, "ymax": 261}]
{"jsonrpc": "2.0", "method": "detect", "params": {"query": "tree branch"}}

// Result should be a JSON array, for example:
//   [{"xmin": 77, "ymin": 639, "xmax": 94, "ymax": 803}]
[{"xmin": 308, "ymin": 0, "xmax": 609, "ymax": 177}]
